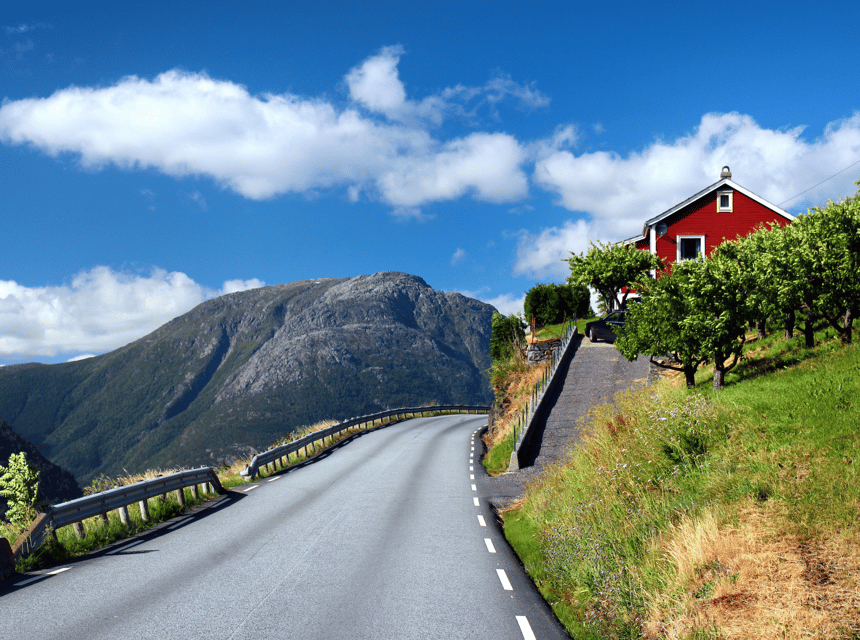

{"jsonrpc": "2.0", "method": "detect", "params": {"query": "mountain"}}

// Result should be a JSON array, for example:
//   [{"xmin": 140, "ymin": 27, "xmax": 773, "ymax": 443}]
[
  {"xmin": 0, "ymin": 420, "xmax": 82, "ymax": 512},
  {"xmin": 0, "ymin": 272, "xmax": 494, "ymax": 486}
]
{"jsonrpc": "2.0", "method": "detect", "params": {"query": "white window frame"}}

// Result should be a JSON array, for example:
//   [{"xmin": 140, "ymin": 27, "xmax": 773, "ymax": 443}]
[
  {"xmin": 717, "ymin": 189, "xmax": 733, "ymax": 212},
  {"xmin": 676, "ymin": 235, "xmax": 706, "ymax": 262}
]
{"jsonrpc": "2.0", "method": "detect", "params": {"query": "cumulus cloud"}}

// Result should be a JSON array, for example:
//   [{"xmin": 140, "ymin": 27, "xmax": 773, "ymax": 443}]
[
  {"xmin": 520, "ymin": 111, "xmax": 860, "ymax": 278},
  {"xmin": 346, "ymin": 46, "xmax": 550, "ymax": 127},
  {"xmin": 482, "ymin": 292, "xmax": 525, "ymax": 317},
  {"xmin": 0, "ymin": 48, "xmax": 542, "ymax": 211},
  {"xmin": 515, "ymin": 218, "xmax": 594, "ymax": 280},
  {"xmin": 534, "ymin": 112, "xmax": 860, "ymax": 233},
  {"xmin": 0, "ymin": 267, "xmax": 265, "ymax": 360}
]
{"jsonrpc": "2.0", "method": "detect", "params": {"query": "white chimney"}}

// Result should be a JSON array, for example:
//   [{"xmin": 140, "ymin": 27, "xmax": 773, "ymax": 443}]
[{"xmin": 720, "ymin": 165, "xmax": 732, "ymax": 179}]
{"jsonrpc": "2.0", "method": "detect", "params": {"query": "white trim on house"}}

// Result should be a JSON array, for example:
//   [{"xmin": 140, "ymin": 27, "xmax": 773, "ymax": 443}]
[{"xmin": 717, "ymin": 189, "xmax": 733, "ymax": 212}]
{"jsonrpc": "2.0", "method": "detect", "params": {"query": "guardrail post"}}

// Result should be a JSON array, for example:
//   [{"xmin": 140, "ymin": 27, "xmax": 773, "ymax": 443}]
[
  {"xmin": 99, "ymin": 512, "xmax": 109, "ymax": 527},
  {"xmin": 191, "ymin": 484, "xmax": 200, "ymax": 500},
  {"xmin": 73, "ymin": 521, "xmax": 85, "ymax": 539},
  {"xmin": 139, "ymin": 499, "xmax": 150, "ymax": 522},
  {"xmin": 176, "ymin": 488, "xmax": 186, "ymax": 507},
  {"xmin": 119, "ymin": 505, "xmax": 130, "ymax": 525}
]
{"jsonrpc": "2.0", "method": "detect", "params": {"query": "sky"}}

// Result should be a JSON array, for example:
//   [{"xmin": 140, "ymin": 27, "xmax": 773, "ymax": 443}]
[{"xmin": 1, "ymin": 1, "xmax": 859, "ymax": 364}]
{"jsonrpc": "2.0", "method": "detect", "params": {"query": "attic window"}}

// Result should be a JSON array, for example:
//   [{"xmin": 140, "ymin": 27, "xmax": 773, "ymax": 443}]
[{"xmin": 717, "ymin": 190, "xmax": 733, "ymax": 212}]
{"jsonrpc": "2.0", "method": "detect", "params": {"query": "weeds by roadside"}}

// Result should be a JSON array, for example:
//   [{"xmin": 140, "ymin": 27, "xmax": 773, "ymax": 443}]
[{"xmin": 504, "ymin": 326, "xmax": 860, "ymax": 639}]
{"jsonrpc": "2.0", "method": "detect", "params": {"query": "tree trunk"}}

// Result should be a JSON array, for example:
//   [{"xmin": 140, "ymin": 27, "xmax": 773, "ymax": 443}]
[
  {"xmin": 684, "ymin": 365, "xmax": 696, "ymax": 389},
  {"xmin": 713, "ymin": 353, "xmax": 725, "ymax": 391},
  {"xmin": 756, "ymin": 319, "xmax": 766, "ymax": 340},
  {"xmin": 844, "ymin": 308, "xmax": 855, "ymax": 345},
  {"xmin": 784, "ymin": 309, "xmax": 795, "ymax": 341},
  {"xmin": 804, "ymin": 309, "xmax": 815, "ymax": 348}
]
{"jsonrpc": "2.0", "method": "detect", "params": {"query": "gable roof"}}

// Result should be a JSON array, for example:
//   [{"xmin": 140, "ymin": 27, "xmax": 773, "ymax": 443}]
[{"xmin": 622, "ymin": 177, "xmax": 795, "ymax": 245}]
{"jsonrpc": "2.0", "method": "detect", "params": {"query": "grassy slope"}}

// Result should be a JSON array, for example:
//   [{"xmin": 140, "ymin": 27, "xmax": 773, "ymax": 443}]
[{"xmin": 503, "ymin": 325, "xmax": 859, "ymax": 639}]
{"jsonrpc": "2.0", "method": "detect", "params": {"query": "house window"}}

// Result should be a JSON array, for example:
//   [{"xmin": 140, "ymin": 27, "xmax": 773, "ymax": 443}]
[
  {"xmin": 677, "ymin": 235, "xmax": 705, "ymax": 262},
  {"xmin": 717, "ymin": 190, "xmax": 733, "ymax": 212}
]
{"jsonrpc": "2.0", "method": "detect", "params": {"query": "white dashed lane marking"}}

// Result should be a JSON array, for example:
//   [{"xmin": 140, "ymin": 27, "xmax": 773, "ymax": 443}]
[
  {"xmin": 242, "ymin": 485, "xmax": 259, "ymax": 492},
  {"xmin": 516, "ymin": 616, "xmax": 537, "ymax": 640},
  {"xmin": 471, "ymin": 484, "xmax": 477, "ymax": 491},
  {"xmin": 14, "ymin": 567, "xmax": 70, "ymax": 587},
  {"xmin": 473, "ymin": 497, "xmax": 480, "ymax": 506},
  {"xmin": 496, "ymin": 568, "xmax": 513, "ymax": 591},
  {"xmin": 477, "ymin": 515, "xmax": 486, "ymax": 527},
  {"xmin": 484, "ymin": 538, "xmax": 496, "ymax": 553}
]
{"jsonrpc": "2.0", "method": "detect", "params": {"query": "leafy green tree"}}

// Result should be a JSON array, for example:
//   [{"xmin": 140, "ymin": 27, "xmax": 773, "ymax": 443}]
[
  {"xmin": 794, "ymin": 189, "xmax": 860, "ymax": 345},
  {"xmin": 567, "ymin": 241, "xmax": 663, "ymax": 312},
  {"xmin": 0, "ymin": 452, "xmax": 43, "ymax": 526},
  {"xmin": 615, "ymin": 268, "xmax": 707, "ymax": 388},
  {"xmin": 524, "ymin": 282, "xmax": 589, "ymax": 326},
  {"xmin": 489, "ymin": 311, "xmax": 526, "ymax": 361},
  {"xmin": 617, "ymin": 250, "xmax": 750, "ymax": 390}
]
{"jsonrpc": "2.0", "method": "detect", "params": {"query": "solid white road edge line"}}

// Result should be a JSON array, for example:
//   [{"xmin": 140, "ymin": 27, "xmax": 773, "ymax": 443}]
[
  {"xmin": 497, "ymin": 568, "xmax": 514, "ymax": 591},
  {"xmin": 516, "ymin": 616, "xmax": 537, "ymax": 640},
  {"xmin": 484, "ymin": 538, "xmax": 496, "ymax": 553},
  {"xmin": 168, "ymin": 518, "xmax": 191, "ymax": 530}
]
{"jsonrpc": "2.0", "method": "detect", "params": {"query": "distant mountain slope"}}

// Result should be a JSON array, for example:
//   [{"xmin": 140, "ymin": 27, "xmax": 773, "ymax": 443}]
[
  {"xmin": 0, "ymin": 420, "xmax": 82, "ymax": 512},
  {"xmin": 0, "ymin": 272, "xmax": 494, "ymax": 485}
]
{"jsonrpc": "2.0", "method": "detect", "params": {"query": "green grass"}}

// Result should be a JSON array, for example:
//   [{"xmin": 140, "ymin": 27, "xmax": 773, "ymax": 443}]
[
  {"xmin": 483, "ymin": 430, "xmax": 515, "ymax": 475},
  {"xmin": 503, "ymin": 323, "xmax": 859, "ymax": 638}
]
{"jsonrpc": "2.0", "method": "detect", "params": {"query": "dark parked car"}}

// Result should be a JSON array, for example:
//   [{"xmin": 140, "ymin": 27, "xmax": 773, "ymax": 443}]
[{"xmin": 585, "ymin": 309, "xmax": 627, "ymax": 343}]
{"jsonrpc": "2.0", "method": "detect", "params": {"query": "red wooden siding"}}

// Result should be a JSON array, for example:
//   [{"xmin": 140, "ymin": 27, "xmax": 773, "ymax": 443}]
[{"xmin": 651, "ymin": 190, "xmax": 790, "ymax": 267}]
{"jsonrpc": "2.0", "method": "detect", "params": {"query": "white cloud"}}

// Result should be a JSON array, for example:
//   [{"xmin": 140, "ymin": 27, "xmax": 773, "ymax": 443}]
[
  {"xmin": 534, "ymin": 112, "xmax": 860, "ymax": 238},
  {"xmin": 482, "ymin": 292, "xmax": 525, "ymax": 317},
  {"xmin": 0, "ymin": 267, "xmax": 265, "ymax": 360},
  {"xmin": 346, "ymin": 45, "xmax": 408, "ymax": 118},
  {"xmin": 379, "ymin": 132, "xmax": 528, "ymax": 207},
  {"xmin": 514, "ymin": 218, "xmax": 594, "ymax": 280},
  {"xmin": 0, "ymin": 49, "xmax": 543, "ymax": 212},
  {"xmin": 451, "ymin": 248, "xmax": 466, "ymax": 265}
]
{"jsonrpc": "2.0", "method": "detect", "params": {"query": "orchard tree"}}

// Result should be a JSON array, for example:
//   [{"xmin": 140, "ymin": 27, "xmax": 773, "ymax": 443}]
[
  {"xmin": 615, "ymin": 270, "xmax": 707, "ymax": 388},
  {"xmin": 617, "ymin": 251, "xmax": 751, "ymax": 390},
  {"xmin": 567, "ymin": 241, "xmax": 663, "ymax": 312},
  {"xmin": 795, "ymin": 188, "xmax": 860, "ymax": 344},
  {"xmin": 0, "ymin": 452, "xmax": 43, "ymax": 526},
  {"xmin": 524, "ymin": 282, "xmax": 589, "ymax": 326}
]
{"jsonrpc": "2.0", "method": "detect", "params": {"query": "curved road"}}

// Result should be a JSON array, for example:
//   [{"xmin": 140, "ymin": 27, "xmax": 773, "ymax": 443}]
[{"xmin": 1, "ymin": 415, "xmax": 570, "ymax": 639}]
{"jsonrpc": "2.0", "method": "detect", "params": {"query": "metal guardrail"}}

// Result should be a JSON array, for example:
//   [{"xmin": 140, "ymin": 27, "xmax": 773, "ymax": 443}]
[
  {"xmin": 11, "ymin": 467, "xmax": 225, "ymax": 563},
  {"xmin": 508, "ymin": 318, "xmax": 578, "ymax": 471},
  {"xmin": 8, "ymin": 405, "xmax": 491, "ymax": 567},
  {"xmin": 242, "ymin": 404, "xmax": 491, "ymax": 480}
]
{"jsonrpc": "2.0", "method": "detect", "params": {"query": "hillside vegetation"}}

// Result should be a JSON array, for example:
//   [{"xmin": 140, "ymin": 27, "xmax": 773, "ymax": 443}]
[{"xmin": 503, "ymin": 325, "xmax": 859, "ymax": 638}]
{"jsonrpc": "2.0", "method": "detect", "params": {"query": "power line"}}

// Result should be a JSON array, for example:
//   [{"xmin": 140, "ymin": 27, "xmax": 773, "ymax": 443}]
[{"xmin": 778, "ymin": 157, "xmax": 860, "ymax": 207}]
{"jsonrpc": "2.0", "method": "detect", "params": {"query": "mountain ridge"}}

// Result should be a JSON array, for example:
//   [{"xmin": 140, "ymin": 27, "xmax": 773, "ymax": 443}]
[{"xmin": 0, "ymin": 272, "xmax": 494, "ymax": 485}]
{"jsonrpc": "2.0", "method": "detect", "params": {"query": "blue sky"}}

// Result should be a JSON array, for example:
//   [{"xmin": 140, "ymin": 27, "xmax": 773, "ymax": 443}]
[{"xmin": 2, "ymin": 1, "xmax": 859, "ymax": 364}]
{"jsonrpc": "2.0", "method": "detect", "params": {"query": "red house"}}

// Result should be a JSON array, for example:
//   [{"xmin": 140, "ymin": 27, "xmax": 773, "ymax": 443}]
[{"xmin": 622, "ymin": 166, "xmax": 795, "ymax": 267}]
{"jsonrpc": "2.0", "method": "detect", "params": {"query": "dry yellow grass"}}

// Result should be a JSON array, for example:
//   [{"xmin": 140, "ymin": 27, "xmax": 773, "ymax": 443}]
[
  {"xmin": 485, "ymin": 356, "xmax": 549, "ymax": 449},
  {"xmin": 645, "ymin": 502, "xmax": 860, "ymax": 639}
]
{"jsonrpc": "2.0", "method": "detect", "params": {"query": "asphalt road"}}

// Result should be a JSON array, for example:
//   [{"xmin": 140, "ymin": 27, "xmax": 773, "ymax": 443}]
[{"xmin": 1, "ymin": 415, "xmax": 570, "ymax": 639}]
